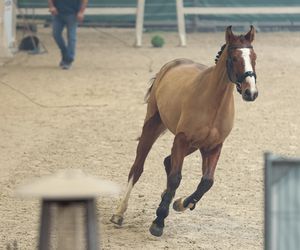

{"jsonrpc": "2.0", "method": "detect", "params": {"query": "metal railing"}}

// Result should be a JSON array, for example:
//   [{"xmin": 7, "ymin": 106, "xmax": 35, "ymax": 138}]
[{"xmin": 264, "ymin": 152, "xmax": 300, "ymax": 250}]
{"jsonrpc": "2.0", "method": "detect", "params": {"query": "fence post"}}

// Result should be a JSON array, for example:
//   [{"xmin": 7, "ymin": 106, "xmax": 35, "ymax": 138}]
[
  {"xmin": 135, "ymin": 0, "xmax": 145, "ymax": 47},
  {"xmin": 0, "ymin": 0, "xmax": 15, "ymax": 60},
  {"xmin": 176, "ymin": 0, "xmax": 186, "ymax": 46},
  {"xmin": 16, "ymin": 169, "xmax": 120, "ymax": 250},
  {"xmin": 0, "ymin": 1, "xmax": 9, "ymax": 59},
  {"xmin": 4, "ymin": 0, "xmax": 16, "ymax": 49}
]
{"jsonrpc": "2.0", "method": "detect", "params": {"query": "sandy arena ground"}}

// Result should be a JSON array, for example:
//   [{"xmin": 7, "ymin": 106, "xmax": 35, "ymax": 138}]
[{"xmin": 0, "ymin": 27, "xmax": 299, "ymax": 249}]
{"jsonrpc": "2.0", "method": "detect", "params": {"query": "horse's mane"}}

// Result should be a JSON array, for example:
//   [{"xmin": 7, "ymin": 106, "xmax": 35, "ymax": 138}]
[{"xmin": 215, "ymin": 44, "xmax": 226, "ymax": 64}]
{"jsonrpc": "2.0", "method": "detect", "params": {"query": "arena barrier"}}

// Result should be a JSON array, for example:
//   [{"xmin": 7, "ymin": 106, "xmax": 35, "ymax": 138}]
[{"xmin": 176, "ymin": 0, "xmax": 300, "ymax": 46}]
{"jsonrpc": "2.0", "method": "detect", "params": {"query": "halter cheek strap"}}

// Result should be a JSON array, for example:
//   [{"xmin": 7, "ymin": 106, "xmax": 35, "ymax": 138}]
[{"xmin": 226, "ymin": 57, "xmax": 236, "ymax": 83}]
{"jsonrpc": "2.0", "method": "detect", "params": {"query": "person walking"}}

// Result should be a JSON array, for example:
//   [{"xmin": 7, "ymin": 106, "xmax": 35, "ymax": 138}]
[{"xmin": 48, "ymin": 0, "xmax": 88, "ymax": 69}]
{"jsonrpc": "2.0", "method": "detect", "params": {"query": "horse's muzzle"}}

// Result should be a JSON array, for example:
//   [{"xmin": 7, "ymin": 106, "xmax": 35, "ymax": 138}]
[{"xmin": 243, "ymin": 89, "xmax": 258, "ymax": 102}]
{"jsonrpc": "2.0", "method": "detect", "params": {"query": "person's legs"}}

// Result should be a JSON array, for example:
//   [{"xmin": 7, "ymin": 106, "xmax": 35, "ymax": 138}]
[
  {"xmin": 52, "ymin": 15, "xmax": 68, "ymax": 64},
  {"xmin": 65, "ymin": 14, "xmax": 78, "ymax": 64}
]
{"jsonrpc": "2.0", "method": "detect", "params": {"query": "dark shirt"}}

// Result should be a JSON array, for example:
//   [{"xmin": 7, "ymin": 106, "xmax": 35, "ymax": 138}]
[{"xmin": 54, "ymin": 0, "xmax": 81, "ymax": 15}]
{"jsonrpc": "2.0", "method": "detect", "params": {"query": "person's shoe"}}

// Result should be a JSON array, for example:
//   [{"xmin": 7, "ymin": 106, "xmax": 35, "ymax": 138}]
[
  {"xmin": 59, "ymin": 61, "xmax": 72, "ymax": 70},
  {"xmin": 59, "ymin": 60, "xmax": 66, "ymax": 68},
  {"xmin": 61, "ymin": 62, "xmax": 71, "ymax": 70},
  {"xmin": 59, "ymin": 61, "xmax": 63, "ymax": 67}
]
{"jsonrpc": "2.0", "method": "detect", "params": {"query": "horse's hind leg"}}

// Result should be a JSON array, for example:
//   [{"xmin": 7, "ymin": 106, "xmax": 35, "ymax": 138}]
[
  {"xmin": 173, "ymin": 143, "xmax": 223, "ymax": 212},
  {"xmin": 149, "ymin": 132, "xmax": 189, "ymax": 237},
  {"xmin": 111, "ymin": 111, "xmax": 165, "ymax": 226}
]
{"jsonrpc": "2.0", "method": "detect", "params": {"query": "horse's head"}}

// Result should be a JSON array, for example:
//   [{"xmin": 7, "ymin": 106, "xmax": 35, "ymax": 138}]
[{"xmin": 225, "ymin": 26, "xmax": 258, "ymax": 102}]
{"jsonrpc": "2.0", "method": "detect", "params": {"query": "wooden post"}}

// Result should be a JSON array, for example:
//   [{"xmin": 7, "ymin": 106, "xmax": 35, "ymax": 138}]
[
  {"xmin": 135, "ymin": 0, "xmax": 145, "ymax": 47},
  {"xmin": 176, "ymin": 0, "xmax": 187, "ymax": 46},
  {"xmin": 16, "ymin": 169, "xmax": 120, "ymax": 250}
]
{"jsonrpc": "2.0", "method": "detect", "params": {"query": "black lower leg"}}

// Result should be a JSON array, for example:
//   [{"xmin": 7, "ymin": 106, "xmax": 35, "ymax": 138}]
[
  {"xmin": 153, "ymin": 190, "xmax": 174, "ymax": 227},
  {"xmin": 150, "ymin": 173, "xmax": 181, "ymax": 236},
  {"xmin": 183, "ymin": 177, "xmax": 214, "ymax": 210}
]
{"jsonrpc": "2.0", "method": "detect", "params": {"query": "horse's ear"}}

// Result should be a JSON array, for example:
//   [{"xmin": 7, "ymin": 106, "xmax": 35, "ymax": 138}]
[
  {"xmin": 245, "ymin": 25, "xmax": 255, "ymax": 43},
  {"xmin": 225, "ymin": 26, "xmax": 234, "ymax": 44}
]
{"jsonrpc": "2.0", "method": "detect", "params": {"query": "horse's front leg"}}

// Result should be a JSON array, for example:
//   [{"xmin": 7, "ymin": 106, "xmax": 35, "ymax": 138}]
[
  {"xmin": 161, "ymin": 146, "xmax": 197, "ymax": 198},
  {"xmin": 173, "ymin": 143, "xmax": 222, "ymax": 211},
  {"xmin": 149, "ymin": 132, "xmax": 189, "ymax": 237}
]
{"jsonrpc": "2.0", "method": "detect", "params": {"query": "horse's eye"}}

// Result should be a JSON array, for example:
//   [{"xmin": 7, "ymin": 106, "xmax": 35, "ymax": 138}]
[{"xmin": 232, "ymin": 57, "xmax": 238, "ymax": 62}]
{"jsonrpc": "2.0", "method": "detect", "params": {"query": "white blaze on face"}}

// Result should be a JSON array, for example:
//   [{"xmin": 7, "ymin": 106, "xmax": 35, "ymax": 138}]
[{"xmin": 239, "ymin": 48, "xmax": 256, "ymax": 93}]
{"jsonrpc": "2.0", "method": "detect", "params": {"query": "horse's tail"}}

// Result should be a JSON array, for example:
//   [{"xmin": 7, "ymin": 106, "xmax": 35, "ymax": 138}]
[
  {"xmin": 144, "ymin": 58, "xmax": 194, "ymax": 103},
  {"xmin": 144, "ymin": 77, "xmax": 156, "ymax": 103}
]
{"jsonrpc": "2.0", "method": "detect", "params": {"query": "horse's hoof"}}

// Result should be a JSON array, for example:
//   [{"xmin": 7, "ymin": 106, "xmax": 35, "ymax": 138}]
[
  {"xmin": 149, "ymin": 222, "xmax": 164, "ymax": 237},
  {"xmin": 173, "ymin": 198, "xmax": 186, "ymax": 212},
  {"xmin": 110, "ymin": 214, "xmax": 124, "ymax": 226}
]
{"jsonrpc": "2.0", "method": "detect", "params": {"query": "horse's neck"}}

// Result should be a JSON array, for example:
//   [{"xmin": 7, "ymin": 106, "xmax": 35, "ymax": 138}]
[
  {"xmin": 212, "ymin": 49, "xmax": 231, "ymax": 89},
  {"xmin": 205, "ymin": 49, "xmax": 234, "ymax": 104}
]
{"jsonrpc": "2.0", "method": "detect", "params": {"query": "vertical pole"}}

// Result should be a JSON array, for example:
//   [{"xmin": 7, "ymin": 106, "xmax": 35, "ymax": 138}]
[
  {"xmin": 135, "ymin": 0, "xmax": 145, "ymax": 47},
  {"xmin": 176, "ymin": 0, "xmax": 187, "ymax": 46},
  {"xmin": 11, "ymin": 0, "xmax": 16, "ymax": 47},
  {"xmin": 86, "ymin": 199, "xmax": 99, "ymax": 250},
  {"xmin": 39, "ymin": 200, "xmax": 52, "ymax": 250},
  {"xmin": 191, "ymin": 0, "xmax": 199, "ymax": 32},
  {"xmin": 4, "ymin": 0, "xmax": 15, "ymax": 49},
  {"xmin": 0, "ymin": 1, "xmax": 9, "ymax": 59},
  {"xmin": 0, "ymin": 0, "xmax": 14, "ymax": 60}
]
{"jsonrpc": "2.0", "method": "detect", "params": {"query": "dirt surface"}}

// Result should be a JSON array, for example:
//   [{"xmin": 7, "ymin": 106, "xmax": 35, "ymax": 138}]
[{"xmin": 0, "ymin": 27, "xmax": 299, "ymax": 250}]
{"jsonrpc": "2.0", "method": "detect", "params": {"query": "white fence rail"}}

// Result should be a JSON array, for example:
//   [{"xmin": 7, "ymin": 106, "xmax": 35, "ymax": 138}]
[{"xmin": 176, "ymin": 0, "xmax": 300, "ymax": 46}]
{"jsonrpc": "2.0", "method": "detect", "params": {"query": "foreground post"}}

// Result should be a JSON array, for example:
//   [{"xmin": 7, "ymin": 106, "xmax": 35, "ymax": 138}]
[
  {"xmin": 264, "ymin": 153, "xmax": 300, "ymax": 250},
  {"xmin": 16, "ymin": 169, "xmax": 119, "ymax": 250}
]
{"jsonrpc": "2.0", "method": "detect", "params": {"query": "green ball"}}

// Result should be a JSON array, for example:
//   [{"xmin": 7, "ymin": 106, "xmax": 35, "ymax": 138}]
[{"xmin": 151, "ymin": 35, "xmax": 165, "ymax": 48}]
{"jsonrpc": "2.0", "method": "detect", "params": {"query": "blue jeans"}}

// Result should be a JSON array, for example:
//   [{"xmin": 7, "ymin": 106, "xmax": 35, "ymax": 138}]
[{"xmin": 52, "ymin": 14, "xmax": 77, "ymax": 63}]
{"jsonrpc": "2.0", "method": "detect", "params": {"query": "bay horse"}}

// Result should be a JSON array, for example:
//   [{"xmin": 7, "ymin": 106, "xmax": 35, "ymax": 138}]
[{"xmin": 111, "ymin": 26, "xmax": 258, "ymax": 237}]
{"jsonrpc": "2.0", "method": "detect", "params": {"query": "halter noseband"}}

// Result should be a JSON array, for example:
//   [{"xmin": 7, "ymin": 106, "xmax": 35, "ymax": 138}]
[{"xmin": 226, "ymin": 45, "xmax": 257, "ymax": 94}]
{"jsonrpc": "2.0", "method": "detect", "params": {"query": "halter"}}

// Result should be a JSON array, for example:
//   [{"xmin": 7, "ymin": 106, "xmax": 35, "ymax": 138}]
[{"xmin": 226, "ymin": 45, "xmax": 257, "ymax": 94}]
